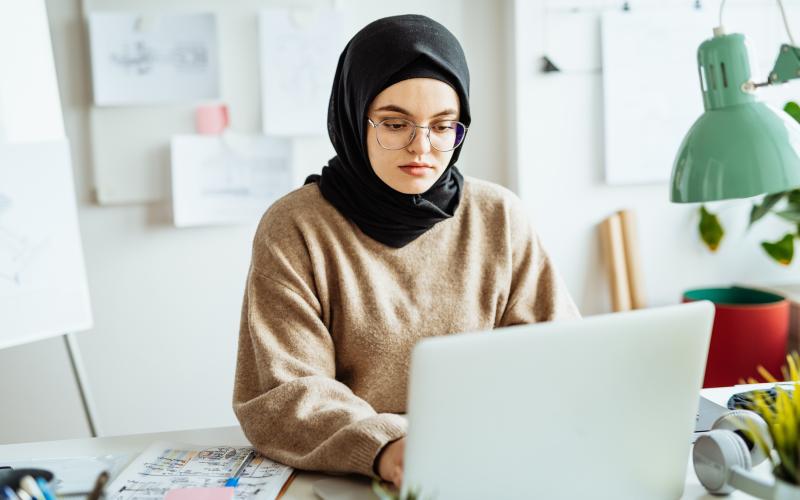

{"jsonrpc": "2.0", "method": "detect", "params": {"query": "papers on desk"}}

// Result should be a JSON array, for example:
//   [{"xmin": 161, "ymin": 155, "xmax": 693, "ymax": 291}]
[{"xmin": 106, "ymin": 442, "xmax": 293, "ymax": 500}]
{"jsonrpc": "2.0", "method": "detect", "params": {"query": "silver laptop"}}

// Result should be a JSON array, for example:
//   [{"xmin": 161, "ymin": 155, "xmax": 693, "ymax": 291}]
[{"xmin": 401, "ymin": 301, "xmax": 714, "ymax": 500}]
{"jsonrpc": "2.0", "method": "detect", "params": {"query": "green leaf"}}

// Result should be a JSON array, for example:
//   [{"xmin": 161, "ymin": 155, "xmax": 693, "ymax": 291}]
[
  {"xmin": 788, "ymin": 189, "xmax": 800, "ymax": 206},
  {"xmin": 775, "ymin": 209, "xmax": 800, "ymax": 223},
  {"xmin": 785, "ymin": 102, "xmax": 800, "ymax": 123},
  {"xmin": 762, "ymin": 233, "xmax": 795, "ymax": 265},
  {"xmin": 372, "ymin": 479, "xmax": 399, "ymax": 500},
  {"xmin": 750, "ymin": 192, "xmax": 787, "ymax": 227},
  {"xmin": 699, "ymin": 205, "xmax": 724, "ymax": 251}
]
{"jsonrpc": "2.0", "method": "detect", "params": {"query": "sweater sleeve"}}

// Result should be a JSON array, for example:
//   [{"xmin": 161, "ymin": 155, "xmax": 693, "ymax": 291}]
[
  {"xmin": 232, "ymin": 259, "xmax": 406, "ymax": 477},
  {"xmin": 498, "ymin": 198, "xmax": 581, "ymax": 326}
]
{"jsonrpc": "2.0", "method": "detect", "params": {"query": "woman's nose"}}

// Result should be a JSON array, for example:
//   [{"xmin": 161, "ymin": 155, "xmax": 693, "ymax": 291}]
[{"xmin": 406, "ymin": 127, "xmax": 432, "ymax": 154}]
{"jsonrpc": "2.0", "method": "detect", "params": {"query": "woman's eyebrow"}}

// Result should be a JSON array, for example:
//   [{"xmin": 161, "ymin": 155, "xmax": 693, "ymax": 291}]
[{"xmin": 374, "ymin": 104, "xmax": 458, "ymax": 118}]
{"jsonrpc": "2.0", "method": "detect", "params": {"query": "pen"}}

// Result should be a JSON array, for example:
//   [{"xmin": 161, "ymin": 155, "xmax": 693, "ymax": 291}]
[
  {"xmin": 19, "ymin": 477, "xmax": 43, "ymax": 500},
  {"xmin": 34, "ymin": 478, "xmax": 54, "ymax": 500},
  {"xmin": 2, "ymin": 487, "xmax": 19, "ymax": 500},
  {"xmin": 224, "ymin": 450, "xmax": 256, "ymax": 487},
  {"xmin": 86, "ymin": 471, "xmax": 108, "ymax": 500}
]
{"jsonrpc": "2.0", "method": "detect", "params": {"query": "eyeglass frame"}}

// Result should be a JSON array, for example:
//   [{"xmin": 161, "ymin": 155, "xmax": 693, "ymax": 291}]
[{"xmin": 366, "ymin": 117, "xmax": 468, "ymax": 152}]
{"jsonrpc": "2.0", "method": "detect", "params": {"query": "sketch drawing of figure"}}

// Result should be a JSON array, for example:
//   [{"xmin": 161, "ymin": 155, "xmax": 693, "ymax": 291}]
[{"xmin": 0, "ymin": 193, "xmax": 48, "ymax": 287}]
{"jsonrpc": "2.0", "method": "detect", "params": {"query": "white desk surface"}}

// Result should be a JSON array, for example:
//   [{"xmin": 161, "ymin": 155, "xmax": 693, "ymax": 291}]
[{"xmin": 0, "ymin": 385, "xmax": 776, "ymax": 499}]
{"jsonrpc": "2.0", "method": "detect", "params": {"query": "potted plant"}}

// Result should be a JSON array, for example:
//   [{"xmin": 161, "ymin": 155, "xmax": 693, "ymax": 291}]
[{"xmin": 739, "ymin": 353, "xmax": 800, "ymax": 494}]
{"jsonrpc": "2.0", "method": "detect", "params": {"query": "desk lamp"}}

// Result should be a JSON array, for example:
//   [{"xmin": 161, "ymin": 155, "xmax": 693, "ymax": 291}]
[{"xmin": 671, "ymin": 0, "xmax": 800, "ymax": 203}]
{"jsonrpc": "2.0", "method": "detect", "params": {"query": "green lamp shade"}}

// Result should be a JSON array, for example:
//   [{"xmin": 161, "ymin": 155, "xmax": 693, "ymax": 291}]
[
  {"xmin": 671, "ymin": 102, "xmax": 800, "ymax": 202},
  {"xmin": 671, "ymin": 32, "xmax": 800, "ymax": 202}
]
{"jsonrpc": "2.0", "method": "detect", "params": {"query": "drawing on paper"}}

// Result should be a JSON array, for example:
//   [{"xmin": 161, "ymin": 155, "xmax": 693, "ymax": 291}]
[
  {"xmin": 110, "ymin": 41, "xmax": 209, "ymax": 75},
  {"xmin": 107, "ymin": 442, "xmax": 293, "ymax": 500},
  {"xmin": 0, "ymin": 140, "xmax": 92, "ymax": 350},
  {"xmin": 0, "ymin": 193, "xmax": 48, "ymax": 286},
  {"xmin": 258, "ymin": 8, "xmax": 344, "ymax": 135},
  {"xmin": 88, "ymin": 12, "xmax": 220, "ymax": 105}
]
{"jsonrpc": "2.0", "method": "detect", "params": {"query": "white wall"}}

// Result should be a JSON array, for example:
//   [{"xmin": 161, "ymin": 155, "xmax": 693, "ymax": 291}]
[
  {"xmin": 512, "ymin": 0, "xmax": 800, "ymax": 316},
  {"xmin": 0, "ymin": 0, "xmax": 508, "ymax": 442}
]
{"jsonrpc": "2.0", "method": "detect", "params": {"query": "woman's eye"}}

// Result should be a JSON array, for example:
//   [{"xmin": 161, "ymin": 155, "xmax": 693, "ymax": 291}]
[
  {"xmin": 433, "ymin": 123, "xmax": 454, "ymax": 133},
  {"xmin": 382, "ymin": 121, "xmax": 409, "ymax": 131}
]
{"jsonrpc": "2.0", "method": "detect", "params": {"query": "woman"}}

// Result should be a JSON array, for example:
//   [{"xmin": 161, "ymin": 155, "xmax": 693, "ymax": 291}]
[{"xmin": 233, "ymin": 14, "xmax": 579, "ymax": 489}]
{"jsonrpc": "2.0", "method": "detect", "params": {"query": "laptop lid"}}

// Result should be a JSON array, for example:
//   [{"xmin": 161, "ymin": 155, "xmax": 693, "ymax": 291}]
[{"xmin": 402, "ymin": 301, "xmax": 714, "ymax": 500}]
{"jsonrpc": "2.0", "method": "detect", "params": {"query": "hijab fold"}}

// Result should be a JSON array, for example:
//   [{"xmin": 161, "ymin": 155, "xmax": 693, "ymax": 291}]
[{"xmin": 305, "ymin": 14, "xmax": 471, "ymax": 248}]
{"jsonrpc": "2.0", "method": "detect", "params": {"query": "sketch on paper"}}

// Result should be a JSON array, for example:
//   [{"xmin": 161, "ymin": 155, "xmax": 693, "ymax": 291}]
[
  {"xmin": 106, "ymin": 442, "xmax": 293, "ymax": 500},
  {"xmin": 0, "ymin": 140, "xmax": 92, "ymax": 350},
  {"xmin": 109, "ymin": 40, "xmax": 209, "ymax": 76},
  {"xmin": 258, "ymin": 8, "xmax": 344, "ymax": 135},
  {"xmin": 88, "ymin": 12, "xmax": 220, "ymax": 105},
  {"xmin": 170, "ymin": 134, "xmax": 294, "ymax": 227},
  {"xmin": 0, "ymin": 193, "xmax": 48, "ymax": 286}
]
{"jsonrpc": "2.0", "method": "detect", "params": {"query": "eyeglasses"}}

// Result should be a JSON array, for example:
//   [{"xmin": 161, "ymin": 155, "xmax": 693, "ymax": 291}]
[{"xmin": 367, "ymin": 118, "xmax": 468, "ymax": 152}]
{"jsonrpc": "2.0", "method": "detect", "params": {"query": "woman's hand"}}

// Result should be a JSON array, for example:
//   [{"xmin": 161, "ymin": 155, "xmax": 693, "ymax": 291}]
[{"xmin": 376, "ymin": 437, "xmax": 405, "ymax": 489}]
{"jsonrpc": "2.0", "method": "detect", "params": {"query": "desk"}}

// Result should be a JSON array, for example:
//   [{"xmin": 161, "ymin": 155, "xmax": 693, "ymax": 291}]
[
  {"xmin": 0, "ymin": 423, "xmax": 770, "ymax": 499},
  {"xmin": 2, "ymin": 382, "xmax": 782, "ymax": 499}
]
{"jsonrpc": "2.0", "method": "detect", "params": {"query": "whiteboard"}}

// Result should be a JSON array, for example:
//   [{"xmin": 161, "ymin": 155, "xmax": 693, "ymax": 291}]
[{"xmin": 0, "ymin": 0, "xmax": 93, "ymax": 349}]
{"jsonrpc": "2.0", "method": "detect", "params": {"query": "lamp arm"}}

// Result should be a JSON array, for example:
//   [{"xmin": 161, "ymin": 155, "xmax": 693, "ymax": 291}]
[
  {"xmin": 719, "ymin": 0, "xmax": 800, "ymax": 87},
  {"xmin": 767, "ymin": 44, "xmax": 800, "ymax": 85}
]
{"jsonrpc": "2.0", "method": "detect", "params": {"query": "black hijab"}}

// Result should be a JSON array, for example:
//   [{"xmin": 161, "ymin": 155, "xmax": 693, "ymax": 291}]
[{"xmin": 305, "ymin": 14, "xmax": 471, "ymax": 248}]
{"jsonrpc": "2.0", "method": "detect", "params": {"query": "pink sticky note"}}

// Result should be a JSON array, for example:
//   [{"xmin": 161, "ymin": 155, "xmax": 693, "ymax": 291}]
[
  {"xmin": 164, "ymin": 487, "xmax": 235, "ymax": 500},
  {"xmin": 195, "ymin": 103, "xmax": 229, "ymax": 135}
]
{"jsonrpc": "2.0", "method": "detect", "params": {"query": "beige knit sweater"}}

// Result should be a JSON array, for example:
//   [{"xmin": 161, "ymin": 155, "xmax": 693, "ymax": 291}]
[{"xmin": 232, "ymin": 177, "xmax": 579, "ymax": 478}]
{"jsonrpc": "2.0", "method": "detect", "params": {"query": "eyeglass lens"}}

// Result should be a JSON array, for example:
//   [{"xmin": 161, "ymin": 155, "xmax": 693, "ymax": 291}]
[{"xmin": 374, "ymin": 119, "xmax": 466, "ymax": 152}]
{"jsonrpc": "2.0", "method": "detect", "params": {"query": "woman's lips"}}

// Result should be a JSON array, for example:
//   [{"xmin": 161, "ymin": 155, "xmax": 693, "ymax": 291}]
[{"xmin": 399, "ymin": 164, "xmax": 433, "ymax": 177}]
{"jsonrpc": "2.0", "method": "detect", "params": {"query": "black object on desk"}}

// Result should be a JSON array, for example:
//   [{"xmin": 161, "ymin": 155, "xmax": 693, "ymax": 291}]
[
  {"xmin": 728, "ymin": 386, "xmax": 796, "ymax": 411},
  {"xmin": 0, "ymin": 467, "xmax": 54, "ymax": 491}
]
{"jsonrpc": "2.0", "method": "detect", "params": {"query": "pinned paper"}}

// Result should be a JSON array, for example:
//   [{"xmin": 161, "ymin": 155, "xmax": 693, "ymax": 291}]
[
  {"xmin": 258, "ymin": 8, "xmax": 344, "ymax": 135},
  {"xmin": 87, "ymin": 12, "xmax": 221, "ymax": 105},
  {"xmin": 170, "ymin": 133, "xmax": 293, "ymax": 227},
  {"xmin": 165, "ymin": 487, "xmax": 234, "ymax": 500}
]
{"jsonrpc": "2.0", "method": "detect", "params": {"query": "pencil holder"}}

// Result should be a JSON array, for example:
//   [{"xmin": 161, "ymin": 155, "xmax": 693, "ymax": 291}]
[{"xmin": 0, "ymin": 468, "xmax": 54, "ymax": 494}]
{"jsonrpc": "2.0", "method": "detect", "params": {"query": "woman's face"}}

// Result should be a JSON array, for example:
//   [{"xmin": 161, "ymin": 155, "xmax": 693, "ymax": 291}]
[{"xmin": 366, "ymin": 78, "xmax": 460, "ymax": 194}]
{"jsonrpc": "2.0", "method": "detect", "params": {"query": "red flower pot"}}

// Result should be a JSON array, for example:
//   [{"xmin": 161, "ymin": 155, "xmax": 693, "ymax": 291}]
[{"xmin": 684, "ymin": 287, "xmax": 789, "ymax": 388}]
